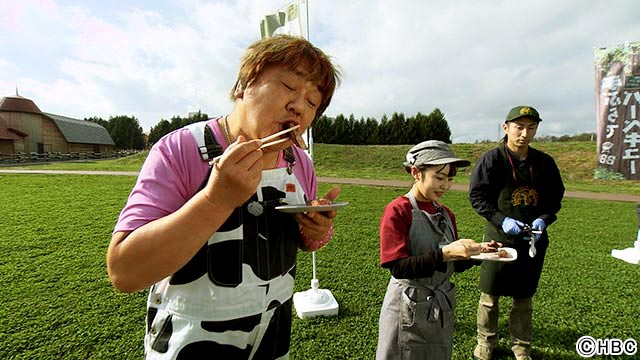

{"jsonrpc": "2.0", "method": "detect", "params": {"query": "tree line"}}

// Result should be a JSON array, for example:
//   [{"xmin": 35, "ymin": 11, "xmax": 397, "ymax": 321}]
[
  {"xmin": 313, "ymin": 109, "xmax": 452, "ymax": 145},
  {"xmin": 85, "ymin": 111, "xmax": 209, "ymax": 150},
  {"xmin": 85, "ymin": 116, "xmax": 146, "ymax": 150},
  {"xmin": 85, "ymin": 108, "xmax": 453, "ymax": 149},
  {"xmin": 86, "ymin": 109, "xmax": 595, "ymax": 150}
]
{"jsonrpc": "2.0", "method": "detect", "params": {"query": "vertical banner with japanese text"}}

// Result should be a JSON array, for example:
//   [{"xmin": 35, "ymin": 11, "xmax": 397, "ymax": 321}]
[{"xmin": 594, "ymin": 41, "xmax": 640, "ymax": 180}]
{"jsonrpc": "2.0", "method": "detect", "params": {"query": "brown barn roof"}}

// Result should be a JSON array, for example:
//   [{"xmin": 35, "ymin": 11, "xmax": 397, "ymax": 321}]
[
  {"xmin": 0, "ymin": 95, "xmax": 114, "ymax": 146},
  {"xmin": 0, "ymin": 96, "xmax": 43, "ymax": 114}
]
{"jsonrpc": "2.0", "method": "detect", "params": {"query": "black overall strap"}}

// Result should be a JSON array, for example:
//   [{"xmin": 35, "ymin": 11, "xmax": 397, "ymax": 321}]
[
  {"xmin": 186, "ymin": 120, "xmax": 223, "ymax": 162},
  {"xmin": 203, "ymin": 122, "xmax": 223, "ymax": 160}
]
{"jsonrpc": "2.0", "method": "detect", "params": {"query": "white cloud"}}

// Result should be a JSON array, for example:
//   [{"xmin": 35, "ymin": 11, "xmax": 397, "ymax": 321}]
[{"xmin": 1, "ymin": 0, "xmax": 639, "ymax": 141}]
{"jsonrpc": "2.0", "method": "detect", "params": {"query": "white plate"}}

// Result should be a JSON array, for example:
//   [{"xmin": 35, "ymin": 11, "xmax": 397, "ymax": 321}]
[
  {"xmin": 470, "ymin": 247, "xmax": 518, "ymax": 262},
  {"xmin": 275, "ymin": 202, "xmax": 349, "ymax": 213}
]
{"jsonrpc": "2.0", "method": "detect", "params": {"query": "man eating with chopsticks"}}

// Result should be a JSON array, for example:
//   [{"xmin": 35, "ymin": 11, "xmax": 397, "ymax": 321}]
[{"xmin": 107, "ymin": 35, "xmax": 342, "ymax": 360}]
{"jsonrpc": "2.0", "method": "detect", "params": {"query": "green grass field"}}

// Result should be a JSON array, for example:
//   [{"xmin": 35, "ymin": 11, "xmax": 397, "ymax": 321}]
[
  {"xmin": 6, "ymin": 141, "xmax": 640, "ymax": 195},
  {"xmin": 1, "ymin": 142, "xmax": 639, "ymax": 359}
]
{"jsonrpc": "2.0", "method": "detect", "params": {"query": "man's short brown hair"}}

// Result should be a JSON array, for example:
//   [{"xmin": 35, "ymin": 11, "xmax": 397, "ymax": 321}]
[{"xmin": 230, "ymin": 35, "xmax": 341, "ymax": 123}]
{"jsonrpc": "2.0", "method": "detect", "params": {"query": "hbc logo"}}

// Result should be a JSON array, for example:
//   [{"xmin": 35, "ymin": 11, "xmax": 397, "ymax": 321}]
[{"xmin": 576, "ymin": 336, "xmax": 638, "ymax": 358}]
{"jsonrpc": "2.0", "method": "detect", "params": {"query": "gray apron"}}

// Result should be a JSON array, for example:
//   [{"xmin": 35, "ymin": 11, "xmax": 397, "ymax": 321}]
[{"xmin": 377, "ymin": 193, "xmax": 457, "ymax": 360}]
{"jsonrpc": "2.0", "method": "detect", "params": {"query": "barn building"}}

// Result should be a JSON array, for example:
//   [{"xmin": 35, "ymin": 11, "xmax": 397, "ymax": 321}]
[{"xmin": 0, "ymin": 95, "xmax": 114, "ymax": 156}]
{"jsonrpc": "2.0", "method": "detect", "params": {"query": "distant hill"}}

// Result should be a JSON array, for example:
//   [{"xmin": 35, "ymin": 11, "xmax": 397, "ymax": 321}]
[
  {"xmin": 312, "ymin": 141, "xmax": 597, "ymax": 182},
  {"xmin": 4, "ymin": 140, "xmax": 637, "ymax": 195},
  {"xmin": 311, "ymin": 142, "xmax": 639, "ymax": 195}
]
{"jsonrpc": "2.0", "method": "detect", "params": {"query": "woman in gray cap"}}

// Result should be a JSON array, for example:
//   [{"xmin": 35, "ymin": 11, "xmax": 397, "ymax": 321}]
[{"xmin": 376, "ymin": 140, "xmax": 486, "ymax": 360}]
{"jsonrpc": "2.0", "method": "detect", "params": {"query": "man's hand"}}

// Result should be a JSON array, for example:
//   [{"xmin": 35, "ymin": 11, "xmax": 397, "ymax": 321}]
[
  {"xmin": 203, "ymin": 136, "xmax": 265, "ymax": 209},
  {"xmin": 294, "ymin": 187, "xmax": 341, "ymax": 241},
  {"xmin": 531, "ymin": 218, "xmax": 546, "ymax": 241},
  {"xmin": 502, "ymin": 217, "xmax": 524, "ymax": 235}
]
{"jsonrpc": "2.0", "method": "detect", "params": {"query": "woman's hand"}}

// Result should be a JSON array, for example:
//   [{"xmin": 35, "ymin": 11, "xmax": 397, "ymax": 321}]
[{"xmin": 442, "ymin": 239, "xmax": 483, "ymax": 261}]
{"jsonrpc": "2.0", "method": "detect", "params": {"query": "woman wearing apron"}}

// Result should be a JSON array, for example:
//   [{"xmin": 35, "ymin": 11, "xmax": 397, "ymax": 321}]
[
  {"xmin": 469, "ymin": 106, "xmax": 564, "ymax": 360},
  {"xmin": 377, "ymin": 140, "xmax": 483, "ymax": 360}
]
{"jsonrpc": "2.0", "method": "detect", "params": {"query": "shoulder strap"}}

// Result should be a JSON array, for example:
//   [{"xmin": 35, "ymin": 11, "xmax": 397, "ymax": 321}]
[
  {"xmin": 405, "ymin": 191, "xmax": 419, "ymax": 210},
  {"xmin": 186, "ymin": 120, "xmax": 223, "ymax": 162}
]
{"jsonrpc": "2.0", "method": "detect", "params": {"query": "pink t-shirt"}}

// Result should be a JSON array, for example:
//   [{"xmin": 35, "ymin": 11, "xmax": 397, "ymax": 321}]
[{"xmin": 114, "ymin": 118, "xmax": 318, "ymax": 233}]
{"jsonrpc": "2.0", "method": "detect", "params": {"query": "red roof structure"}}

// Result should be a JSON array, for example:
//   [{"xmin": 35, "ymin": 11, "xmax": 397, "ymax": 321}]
[{"xmin": 0, "ymin": 95, "xmax": 43, "ymax": 114}]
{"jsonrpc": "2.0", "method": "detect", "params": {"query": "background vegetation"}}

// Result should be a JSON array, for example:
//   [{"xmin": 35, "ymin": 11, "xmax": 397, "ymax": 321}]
[
  {"xmin": 85, "ymin": 109, "xmax": 598, "ymax": 150},
  {"xmin": 312, "ymin": 109, "xmax": 453, "ymax": 145},
  {"xmin": 85, "ymin": 115, "xmax": 146, "ymax": 150},
  {"xmin": 8, "ymin": 141, "xmax": 639, "ymax": 195}
]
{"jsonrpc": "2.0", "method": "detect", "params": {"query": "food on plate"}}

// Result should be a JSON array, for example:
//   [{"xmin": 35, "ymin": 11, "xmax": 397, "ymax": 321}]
[
  {"xmin": 495, "ymin": 249, "xmax": 509, "ymax": 258},
  {"xmin": 471, "ymin": 243, "xmax": 516, "ymax": 262},
  {"xmin": 480, "ymin": 240, "xmax": 502, "ymax": 253},
  {"xmin": 478, "ymin": 240, "xmax": 511, "ymax": 259},
  {"xmin": 480, "ymin": 248, "xmax": 510, "ymax": 259}
]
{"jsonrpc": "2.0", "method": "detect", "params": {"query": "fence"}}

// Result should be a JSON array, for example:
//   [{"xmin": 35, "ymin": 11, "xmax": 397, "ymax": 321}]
[{"xmin": 0, "ymin": 150, "xmax": 139, "ymax": 164}]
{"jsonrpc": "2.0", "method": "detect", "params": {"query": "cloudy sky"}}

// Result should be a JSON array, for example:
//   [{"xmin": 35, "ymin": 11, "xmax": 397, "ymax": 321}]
[{"xmin": 1, "ymin": 0, "xmax": 638, "ymax": 142}]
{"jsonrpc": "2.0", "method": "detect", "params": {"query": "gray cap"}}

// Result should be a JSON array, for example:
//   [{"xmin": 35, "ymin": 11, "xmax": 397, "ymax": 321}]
[{"xmin": 403, "ymin": 140, "xmax": 471, "ymax": 173}]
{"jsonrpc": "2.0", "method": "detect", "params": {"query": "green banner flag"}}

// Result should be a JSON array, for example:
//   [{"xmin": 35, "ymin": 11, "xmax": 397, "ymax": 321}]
[
  {"xmin": 259, "ymin": 1, "xmax": 302, "ymax": 39},
  {"xmin": 260, "ymin": 12, "xmax": 286, "ymax": 39}
]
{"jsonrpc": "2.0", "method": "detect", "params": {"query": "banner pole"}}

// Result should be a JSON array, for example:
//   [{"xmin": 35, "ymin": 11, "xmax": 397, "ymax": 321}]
[
  {"xmin": 305, "ymin": 0, "xmax": 309, "ymax": 40},
  {"xmin": 289, "ymin": 0, "xmax": 339, "ymax": 319},
  {"xmin": 304, "ymin": 0, "xmax": 314, "ymax": 159}
]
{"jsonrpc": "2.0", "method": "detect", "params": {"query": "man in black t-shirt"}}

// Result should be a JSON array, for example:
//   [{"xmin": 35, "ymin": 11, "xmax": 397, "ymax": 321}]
[{"xmin": 469, "ymin": 106, "xmax": 565, "ymax": 360}]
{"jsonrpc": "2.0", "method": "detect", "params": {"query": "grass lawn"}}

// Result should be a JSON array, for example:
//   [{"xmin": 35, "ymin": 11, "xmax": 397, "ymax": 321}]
[
  {"xmin": 5, "ymin": 141, "xmax": 640, "ymax": 195},
  {"xmin": 1, "ymin": 174, "xmax": 638, "ymax": 359}
]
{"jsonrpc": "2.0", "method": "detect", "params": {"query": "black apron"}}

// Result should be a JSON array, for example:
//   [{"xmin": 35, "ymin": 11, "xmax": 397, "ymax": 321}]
[{"xmin": 479, "ymin": 146, "xmax": 548, "ymax": 298}]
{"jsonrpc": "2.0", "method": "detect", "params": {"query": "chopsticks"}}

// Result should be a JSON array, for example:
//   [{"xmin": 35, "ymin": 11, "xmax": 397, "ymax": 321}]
[
  {"xmin": 259, "ymin": 125, "xmax": 300, "ymax": 149},
  {"xmin": 209, "ymin": 124, "xmax": 302, "ymax": 165},
  {"xmin": 209, "ymin": 125, "xmax": 300, "ymax": 166},
  {"xmin": 260, "ymin": 137, "xmax": 290, "ymax": 149}
]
